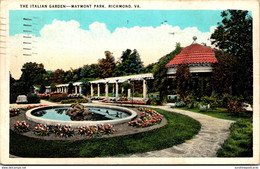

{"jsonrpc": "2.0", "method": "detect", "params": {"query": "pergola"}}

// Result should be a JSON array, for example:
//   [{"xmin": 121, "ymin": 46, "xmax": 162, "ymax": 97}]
[
  {"xmin": 56, "ymin": 82, "xmax": 82, "ymax": 94},
  {"xmin": 49, "ymin": 73, "xmax": 154, "ymax": 100},
  {"xmin": 90, "ymin": 73, "xmax": 154, "ymax": 100}
]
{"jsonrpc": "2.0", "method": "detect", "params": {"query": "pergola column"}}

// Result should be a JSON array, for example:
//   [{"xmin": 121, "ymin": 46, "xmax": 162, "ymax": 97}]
[
  {"xmin": 115, "ymin": 80, "xmax": 119, "ymax": 100},
  {"xmin": 128, "ymin": 80, "xmax": 131, "ymax": 100},
  {"xmin": 143, "ymin": 79, "xmax": 147, "ymax": 99},
  {"xmin": 97, "ymin": 84, "xmax": 100, "ymax": 97},
  {"xmin": 75, "ymin": 85, "xmax": 78, "ymax": 94},
  {"xmin": 105, "ymin": 82, "xmax": 109, "ymax": 100},
  {"xmin": 91, "ymin": 83, "xmax": 94, "ymax": 97},
  {"xmin": 79, "ymin": 85, "xmax": 82, "ymax": 94}
]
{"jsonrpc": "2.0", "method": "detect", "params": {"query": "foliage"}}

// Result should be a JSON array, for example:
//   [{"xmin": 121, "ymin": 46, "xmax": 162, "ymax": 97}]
[
  {"xmin": 128, "ymin": 108, "xmax": 163, "ymax": 127},
  {"xmin": 213, "ymin": 51, "xmax": 235, "ymax": 94},
  {"xmin": 53, "ymin": 69, "xmax": 65, "ymax": 84},
  {"xmin": 14, "ymin": 121, "xmax": 29, "ymax": 133},
  {"xmin": 81, "ymin": 81, "xmax": 90, "ymax": 95},
  {"xmin": 98, "ymin": 51, "xmax": 116, "ymax": 78},
  {"xmin": 152, "ymin": 43, "xmax": 182, "ymax": 103},
  {"xmin": 50, "ymin": 83, "xmax": 56, "ymax": 92},
  {"xmin": 61, "ymin": 98, "xmax": 89, "ymax": 104},
  {"xmin": 221, "ymin": 93, "xmax": 233, "ymax": 108},
  {"xmin": 68, "ymin": 82, "xmax": 73, "ymax": 94},
  {"xmin": 184, "ymin": 94, "xmax": 196, "ymax": 109},
  {"xmin": 147, "ymin": 98, "xmax": 161, "ymax": 105},
  {"xmin": 33, "ymin": 124, "xmax": 50, "ymax": 136},
  {"xmin": 10, "ymin": 74, "xmax": 25, "ymax": 103},
  {"xmin": 176, "ymin": 64, "xmax": 192, "ymax": 101},
  {"xmin": 211, "ymin": 10, "xmax": 252, "ymax": 100},
  {"xmin": 10, "ymin": 108, "xmax": 201, "ymax": 157},
  {"xmin": 19, "ymin": 62, "xmax": 46, "ymax": 93},
  {"xmin": 113, "ymin": 49, "xmax": 144, "ymax": 76},
  {"xmin": 39, "ymin": 84, "xmax": 46, "ymax": 94},
  {"xmin": 228, "ymin": 100, "xmax": 246, "ymax": 117},
  {"xmin": 50, "ymin": 93, "xmax": 68, "ymax": 102},
  {"xmin": 27, "ymin": 93, "xmax": 40, "ymax": 103},
  {"xmin": 217, "ymin": 118, "xmax": 252, "ymax": 157}
]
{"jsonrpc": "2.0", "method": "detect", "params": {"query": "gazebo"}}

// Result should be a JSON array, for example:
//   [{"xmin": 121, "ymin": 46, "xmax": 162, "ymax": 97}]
[{"xmin": 166, "ymin": 43, "xmax": 218, "ymax": 96}]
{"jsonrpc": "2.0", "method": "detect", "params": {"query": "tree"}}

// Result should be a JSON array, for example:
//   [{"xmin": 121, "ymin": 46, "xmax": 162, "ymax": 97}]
[
  {"xmin": 152, "ymin": 43, "xmax": 182, "ymax": 103},
  {"xmin": 213, "ymin": 50, "xmax": 236, "ymax": 94},
  {"xmin": 210, "ymin": 10, "xmax": 252, "ymax": 100},
  {"xmin": 89, "ymin": 64, "xmax": 101, "ymax": 78},
  {"xmin": 175, "ymin": 64, "xmax": 192, "ymax": 101},
  {"xmin": 114, "ymin": 49, "xmax": 144, "ymax": 76},
  {"xmin": 81, "ymin": 81, "xmax": 91, "ymax": 96},
  {"xmin": 98, "ymin": 51, "xmax": 116, "ymax": 78},
  {"xmin": 20, "ymin": 62, "xmax": 46, "ymax": 93},
  {"xmin": 53, "ymin": 69, "xmax": 65, "ymax": 84}
]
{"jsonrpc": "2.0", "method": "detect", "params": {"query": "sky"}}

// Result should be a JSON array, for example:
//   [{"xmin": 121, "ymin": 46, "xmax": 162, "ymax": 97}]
[{"xmin": 9, "ymin": 10, "xmax": 224, "ymax": 79}]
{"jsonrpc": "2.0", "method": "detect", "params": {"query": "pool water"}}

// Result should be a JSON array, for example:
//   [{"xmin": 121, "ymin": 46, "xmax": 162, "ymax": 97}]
[{"xmin": 31, "ymin": 107, "xmax": 130, "ymax": 122}]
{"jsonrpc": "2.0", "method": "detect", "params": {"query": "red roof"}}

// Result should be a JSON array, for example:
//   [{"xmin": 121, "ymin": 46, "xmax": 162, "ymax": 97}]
[{"xmin": 166, "ymin": 44, "xmax": 218, "ymax": 66}]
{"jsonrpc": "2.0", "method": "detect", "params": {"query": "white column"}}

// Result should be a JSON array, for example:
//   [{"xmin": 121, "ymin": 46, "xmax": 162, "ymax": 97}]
[
  {"xmin": 105, "ymin": 82, "xmax": 109, "ymax": 99},
  {"xmin": 143, "ymin": 79, "xmax": 147, "ymax": 99},
  {"xmin": 62, "ymin": 86, "xmax": 64, "ymax": 93},
  {"xmin": 121, "ymin": 87, "xmax": 124, "ymax": 96},
  {"xmin": 128, "ymin": 80, "xmax": 131, "ymax": 100},
  {"xmin": 97, "ymin": 84, "xmax": 100, "ymax": 97},
  {"xmin": 115, "ymin": 81, "xmax": 119, "ymax": 100},
  {"xmin": 91, "ymin": 83, "xmax": 94, "ymax": 97},
  {"xmin": 75, "ymin": 85, "xmax": 77, "ymax": 94},
  {"xmin": 79, "ymin": 85, "xmax": 82, "ymax": 94}
]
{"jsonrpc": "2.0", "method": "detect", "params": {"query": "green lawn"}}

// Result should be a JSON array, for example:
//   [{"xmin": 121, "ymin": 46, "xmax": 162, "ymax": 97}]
[
  {"xmin": 10, "ymin": 108, "xmax": 201, "ymax": 157},
  {"xmin": 176, "ymin": 107, "xmax": 252, "ymax": 121},
  {"xmin": 175, "ymin": 106, "xmax": 253, "ymax": 157}
]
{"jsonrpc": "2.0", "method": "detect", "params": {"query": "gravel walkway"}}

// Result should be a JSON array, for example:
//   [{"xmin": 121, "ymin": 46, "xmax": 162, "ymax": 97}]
[{"xmin": 125, "ymin": 106, "xmax": 235, "ymax": 157}]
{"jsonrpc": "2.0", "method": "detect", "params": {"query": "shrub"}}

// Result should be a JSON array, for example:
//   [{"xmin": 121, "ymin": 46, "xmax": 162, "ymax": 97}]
[
  {"xmin": 221, "ymin": 93, "xmax": 233, "ymax": 108},
  {"xmin": 27, "ymin": 94, "xmax": 40, "ymax": 103},
  {"xmin": 14, "ymin": 121, "xmax": 29, "ymax": 133},
  {"xmin": 184, "ymin": 94, "xmax": 196, "ymax": 109},
  {"xmin": 147, "ymin": 98, "xmax": 161, "ymax": 105},
  {"xmin": 61, "ymin": 98, "xmax": 88, "ymax": 104},
  {"xmin": 174, "ymin": 101, "xmax": 185, "ymax": 107},
  {"xmin": 50, "ymin": 93, "xmax": 68, "ymax": 102},
  {"xmin": 228, "ymin": 100, "xmax": 246, "ymax": 116}
]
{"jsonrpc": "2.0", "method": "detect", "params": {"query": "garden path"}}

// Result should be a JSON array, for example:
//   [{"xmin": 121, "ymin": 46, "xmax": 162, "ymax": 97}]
[{"xmin": 125, "ymin": 105, "xmax": 235, "ymax": 157}]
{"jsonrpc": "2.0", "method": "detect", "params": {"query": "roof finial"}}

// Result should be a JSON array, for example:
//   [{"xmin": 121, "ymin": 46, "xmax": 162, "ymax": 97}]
[{"xmin": 192, "ymin": 36, "xmax": 197, "ymax": 44}]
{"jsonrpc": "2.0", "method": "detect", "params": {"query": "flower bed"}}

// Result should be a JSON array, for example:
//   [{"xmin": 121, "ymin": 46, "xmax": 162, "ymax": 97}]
[
  {"xmin": 25, "ymin": 104, "xmax": 48, "ymax": 110},
  {"xmin": 38, "ymin": 92, "xmax": 62, "ymax": 99},
  {"xmin": 101, "ymin": 99, "xmax": 146, "ymax": 104},
  {"xmin": 52, "ymin": 124, "xmax": 74, "ymax": 138},
  {"xmin": 128, "ymin": 108, "xmax": 163, "ymax": 128},
  {"xmin": 78, "ymin": 124, "xmax": 115, "ymax": 138},
  {"xmin": 14, "ymin": 121, "xmax": 29, "ymax": 133},
  {"xmin": 116, "ymin": 100, "xmax": 146, "ymax": 104},
  {"xmin": 34, "ymin": 124, "xmax": 50, "ymax": 136},
  {"xmin": 10, "ymin": 108, "xmax": 20, "ymax": 117}
]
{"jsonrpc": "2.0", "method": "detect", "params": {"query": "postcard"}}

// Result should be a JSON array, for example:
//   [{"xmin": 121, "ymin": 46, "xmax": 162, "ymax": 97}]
[{"xmin": 0, "ymin": 0, "xmax": 259, "ymax": 165}]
